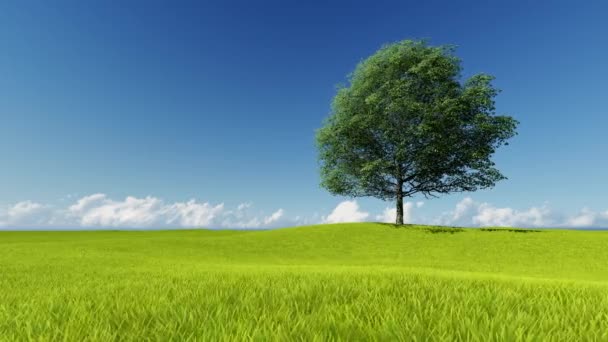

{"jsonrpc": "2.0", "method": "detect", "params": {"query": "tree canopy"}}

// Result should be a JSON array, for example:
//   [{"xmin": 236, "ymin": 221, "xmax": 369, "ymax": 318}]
[{"xmin": 316, "ymin": 40, "xmax": 518, "ymax": 225}]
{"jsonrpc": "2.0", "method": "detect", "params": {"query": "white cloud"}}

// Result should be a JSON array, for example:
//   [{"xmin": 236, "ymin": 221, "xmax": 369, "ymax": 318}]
[
  {"xmin": 0, "ymin": 201, "xmax": 49, "ymax": 226},
  {"xmin": 68, "ymin": 193, "xmax": 107, "ymax": 213},
  {"xmin": 69, "ymin": 195, "xmax": 166, "ymax": 227},
  {"xmin": 376, "ymin": 202, "xmax": 424, "ymax": 223},
  {"xmin": 437, "ymin": 197, "xmax": 550, "ymax": 227},
  {"xmin": 7, "ymin": 201, "xmax": 45, "ymax": 219},
  {"xmin": 431, "ymin": 197, "xmax": 608, "ymax": 228},
  {"xmin": 376, "ymin": 207, "xmax": 396, "ymax": 223},
  {"xmin": 472, "ymin": 204, "xmax": 553, "ymax": 227},
  {"xmin": 237, "ymin": 202, "xmax": 252, "ymax": 211},
  {"xmin": 376, "ymin": 201, "xmax": 423, "ymax": 223},
  {"xmin": 264, "ymin": 209, "xmax": 284, "ymax": 225},
  {"xmin": 566, "ymin": 208, "xmax": 608, "ymax": 228},
  {"xmin": 453, "ymin": 197, "xmax": 475, "ymax": 222},
  {"xmin": 3, "ymin": 194, "xmax": 608, "ymax": 230},
  {"xmin": 0, "ymin": 194, "xmax": 288, "ymax": 229},
  {"xmin": 219, "ymin": 204, "xmax": 287, "ymax": 228},
  {"xmin": 165, "ymin": 200, "xmax": 224, "ymax": 227},
  {"xmin": 323, "ymin": 200, "xmax": 369, "ymax": 223}
]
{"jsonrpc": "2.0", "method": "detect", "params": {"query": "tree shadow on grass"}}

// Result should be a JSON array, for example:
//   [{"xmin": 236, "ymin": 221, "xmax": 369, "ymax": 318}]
[
  {"xmin": 378, "ymin": 223, "xmax": 465, "ymax": 234},
  {"xmin": 377, "ymin": 223, "xmax": 543, "ymax": 234},
  {"xmin": 480, "ymin": 228, "xmax": 542, "ymax": 233},
  {"xmin": 378, "ymin": 223, "xmax": 418, "ymax": 229},
  {"xmin": 424, "ymin": 226, "xmax": 465, "ymax": 234}
]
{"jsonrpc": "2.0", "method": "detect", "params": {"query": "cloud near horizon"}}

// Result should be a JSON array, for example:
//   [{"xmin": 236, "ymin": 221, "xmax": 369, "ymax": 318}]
[
  {"xmin": 435, "ymin": 197, "xmax": 608, "ymax": 228},
  {"xmin": 319, "ymin": 198, "xmax": 608, "ymax": 228},
  {"xmin": 375, "ymin": 201, "xmax": 424, "ymax": 224},
  {"xmin": 322, "ymin": 200, "xmax": 369, "ymax": 223},
  {"xmin": 2, "ymin": 195, "xmax": 608, "ymax": 229},
  {"xmin": 0, "ymin": 194, "xmax": 291, "ymax": 229}
]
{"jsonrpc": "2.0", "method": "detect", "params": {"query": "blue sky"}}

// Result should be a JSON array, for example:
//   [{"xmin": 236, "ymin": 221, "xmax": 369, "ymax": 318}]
[{"xmin": 1, "ymin": 1, "xmax": 608, "ymax": 228}]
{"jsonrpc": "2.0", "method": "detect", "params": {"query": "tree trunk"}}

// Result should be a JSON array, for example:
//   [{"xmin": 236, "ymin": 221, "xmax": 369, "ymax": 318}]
[{"xmin": 396, "ymin": 180, "xmax": 404, "ymax": 225}]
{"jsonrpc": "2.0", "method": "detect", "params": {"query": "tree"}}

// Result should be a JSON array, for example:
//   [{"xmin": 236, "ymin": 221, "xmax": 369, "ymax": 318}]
[{"xmin": 316, "ymin": 40, "xmax": 518, "ymax": 225}]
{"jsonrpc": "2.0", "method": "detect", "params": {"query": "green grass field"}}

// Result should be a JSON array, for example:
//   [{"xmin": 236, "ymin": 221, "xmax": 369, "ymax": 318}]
[{"xmin": 2, "ymin": 223, "xmax": 608, "ymax": 341}]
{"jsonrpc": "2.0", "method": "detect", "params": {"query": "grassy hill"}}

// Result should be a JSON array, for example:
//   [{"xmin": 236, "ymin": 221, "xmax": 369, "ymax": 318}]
[{"xmin": 2, "ymin": 223, "xmax": 608, "ymax": 340}]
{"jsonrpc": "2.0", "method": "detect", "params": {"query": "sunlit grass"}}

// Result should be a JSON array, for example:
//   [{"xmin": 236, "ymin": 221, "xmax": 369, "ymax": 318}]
[{"xmin": 1, "ymin": 223, "xmax": 608, "ymax": 340}]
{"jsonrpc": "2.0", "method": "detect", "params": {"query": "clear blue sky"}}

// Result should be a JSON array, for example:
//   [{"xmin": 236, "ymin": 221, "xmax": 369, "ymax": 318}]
[{"xmin": 1, "ymin": 0, "xmax": 607, "ymax": 228}]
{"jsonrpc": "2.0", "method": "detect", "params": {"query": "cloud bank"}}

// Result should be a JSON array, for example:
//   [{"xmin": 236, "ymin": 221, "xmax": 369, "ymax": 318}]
[
  {"xmin": 0, "ymin": 194, "xmax": 291, "ymax": 229},
  {"xmin": 2, "ymin": 195, "xmax": 608, "ymax": 229},
  {"xmin": 435, "ymin": 197, "xmax": 608, "ymax": 228},
  {"xmin": 321, "ymin": 197, "xmax": 608, "ymax": 229}
]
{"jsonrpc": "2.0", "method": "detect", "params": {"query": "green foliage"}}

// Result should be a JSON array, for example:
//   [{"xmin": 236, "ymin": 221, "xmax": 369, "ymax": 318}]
[
  {"xmin": 2, "ymin": 224, "xmax": 608, "ymax": 340},
  {"xmin": 316, "ymin": 40, "xmax": 518, "ymax": 219}
]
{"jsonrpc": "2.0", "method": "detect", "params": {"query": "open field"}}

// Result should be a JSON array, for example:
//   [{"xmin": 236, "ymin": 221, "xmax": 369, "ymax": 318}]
[{"xmin": 2, "ymin": 223, "xmax": 608, "ymax": 340}]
